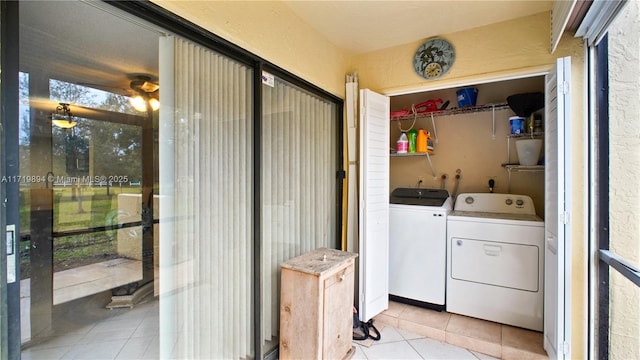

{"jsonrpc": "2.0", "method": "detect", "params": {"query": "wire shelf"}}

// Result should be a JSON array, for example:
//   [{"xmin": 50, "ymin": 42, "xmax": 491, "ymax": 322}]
[
  {"xmin": 389, "ymin": 152, "xmax": 434, "ymax": 157},
  {"xmin": 390, "ymin": 102, "xmax": 511, "ymax": 122}
]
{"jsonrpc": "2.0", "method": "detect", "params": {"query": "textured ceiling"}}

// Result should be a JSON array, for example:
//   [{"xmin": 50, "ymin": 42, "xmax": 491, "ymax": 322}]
[
  {"xmin": 282, "ymin": 0, "xmax": 553, "ymax": 54},
  {"xmin": 19, "ymin": 1, "xmax": 162, "ymax": 98}
]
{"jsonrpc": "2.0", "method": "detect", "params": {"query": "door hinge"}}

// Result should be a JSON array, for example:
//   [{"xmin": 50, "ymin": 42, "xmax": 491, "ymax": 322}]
[
  {"xmin": 562, "ymin": 341, "xmax": 569, "ymax": 355},
  {"xmin": 561, "ymin": 211, "xmax": 570, "ymax": 224},
  {"xmin": 562, "ymin": 81, "xmax": 570, "ymax": 95}
]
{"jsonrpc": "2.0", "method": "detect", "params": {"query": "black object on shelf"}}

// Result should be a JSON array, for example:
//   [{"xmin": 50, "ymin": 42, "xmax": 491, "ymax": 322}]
[{"xmin": 507, "ymin": 92, "xmax": 544, "ymax": 117}]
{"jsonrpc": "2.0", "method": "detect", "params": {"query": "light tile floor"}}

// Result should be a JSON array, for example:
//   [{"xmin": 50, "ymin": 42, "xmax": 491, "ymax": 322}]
[
  {"xmin": 21, "ymin": 296, "xmax": 159, "ymax": 360},
  {"xmin": 22, "ymin": 298, "xmax": 538, "ymax": 360},
  {"xmin": 373, "ymin": 301, "xmax": 549, "ymax": 360},
  {"xmin": 21, "ymin": 295, "xmax": 545, "ymax": 360},
  {"xmin": 19, "ymin": 260, "xmax": 547, "ymax": 359},
  {"xmin": 21, "ymin": 258, "xmax": 142, "ymax": 343},
  {"xmin": 21, "ymin": 295, "xmax": 493, "ymax": 360},
  {"xmin": 353, "ymin": 325, "xmax": 499, "ymax": 360}
]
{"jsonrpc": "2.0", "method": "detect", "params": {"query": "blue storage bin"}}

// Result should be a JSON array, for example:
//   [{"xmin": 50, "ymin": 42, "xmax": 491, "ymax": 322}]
[{"xmin": 456, "ymin": 87, "xmax": 478, "ymax": 107}]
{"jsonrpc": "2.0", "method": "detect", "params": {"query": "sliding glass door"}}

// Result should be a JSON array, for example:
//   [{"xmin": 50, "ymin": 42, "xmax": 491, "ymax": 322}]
[
  {"xmin": 260, "ymin": 72, "xmax": 339, "ymax": 355},
  {"xmin": 159, "ymin": 35, "xmax": 255, "ymax": 359},
  {"xmin": 158, "ymin": 45, "xmax": 341, "ymax": 358},
  {"xmin": 14, "ymin": 1, "xmax": 161, "ymax": 350},
  {"xmin": 5, "ymin": 2, "xmax": 343, "ymax": 358}
]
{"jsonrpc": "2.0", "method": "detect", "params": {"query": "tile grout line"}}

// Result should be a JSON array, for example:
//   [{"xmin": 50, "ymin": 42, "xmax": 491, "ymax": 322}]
[
  {"xmin": 113, "ymin": 314, "xmax": 145, "ymax": 360},
  {"xmin": 404, "ymin": 338, "xmax": 426, "ymax": 360}
]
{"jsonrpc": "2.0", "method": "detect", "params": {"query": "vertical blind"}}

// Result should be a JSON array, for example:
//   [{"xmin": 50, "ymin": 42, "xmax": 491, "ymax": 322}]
[
  {"xmin": 159, "ymin": 35, "xmax": 254, "ymax": 359},
  {"xmin": 260, "ymin": 76, "xmax": 337, "ymax": 349}
]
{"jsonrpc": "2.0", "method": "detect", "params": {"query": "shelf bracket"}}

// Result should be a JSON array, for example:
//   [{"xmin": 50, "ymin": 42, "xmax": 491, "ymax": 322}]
[
  {"xmin": 491, "ymin": 105, "xmax": 496, "ymax": 140},
  {"xmin": 430, "ymin": 112, "xmax": 438, "ymax": 143},
  {"xmin": 425, "ymin": 153, "xmax": 437, "ymax": 179},
  {"xmin": 502, "ymin": 164, "xmax": 545, "ymax": 194}
]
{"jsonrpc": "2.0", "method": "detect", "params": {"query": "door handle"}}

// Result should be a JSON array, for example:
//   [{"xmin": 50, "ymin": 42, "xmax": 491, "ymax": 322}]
[{"xmin": 483, "ymin": 244, "xmax": 502, "ymax": 256}]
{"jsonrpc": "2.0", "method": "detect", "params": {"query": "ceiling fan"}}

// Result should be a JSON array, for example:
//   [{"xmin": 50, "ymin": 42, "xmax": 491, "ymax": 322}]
[
  {"xmin": 128, "ymin": 75, "xmax": 159, "ymax": 112},
  {"xmin": 76, "ymin": 73, "xmax": 159, "ymax": 112},
  {"xmin": 27, "ymin": 74, "xmax": 159, "ymax": 128},
  {"xmin": 129, "ymin": 75, "xmax": 159, "ymax": 94}
]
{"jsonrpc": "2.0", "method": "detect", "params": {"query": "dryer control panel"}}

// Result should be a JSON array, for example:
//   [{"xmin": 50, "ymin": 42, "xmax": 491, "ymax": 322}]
[{"xmin": 454, "ymin": 193, "xmax": 536, "ymax": 215}]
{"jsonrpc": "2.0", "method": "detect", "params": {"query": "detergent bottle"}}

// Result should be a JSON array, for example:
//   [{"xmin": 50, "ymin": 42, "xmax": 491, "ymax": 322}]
[
  {"xmin": 396, "ymin": 132, "xmax": 408, "ymax": 154},
  {"xmin": 417, "ymin": 129, "xmax": 428, "ymax": 153},
  {"xmin": 407, "ymin": 129, "xmax": 418, "ymax": 153},
  {"xmin": 427, "ymin": 131, "xmax": 435, "ymax": 153}
]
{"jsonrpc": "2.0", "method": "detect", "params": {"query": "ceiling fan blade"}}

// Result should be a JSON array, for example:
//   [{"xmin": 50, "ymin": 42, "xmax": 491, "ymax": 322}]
[
  {"xmin": 28, "ymin": 97, "xmax": 59, "ymax": 110},
  {"xmin": 28, "ymin": 99, "xmax": 145, "ymax": 127},
  {"xmin": 76, "ymin": 82, "xmax": 133, "ymax": 97}
]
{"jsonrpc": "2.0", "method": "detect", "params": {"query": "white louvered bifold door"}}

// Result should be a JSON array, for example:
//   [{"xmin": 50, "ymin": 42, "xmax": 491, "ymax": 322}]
[
  {"xmin": 358, "ymin": 89, "xmax": 390, "ymax": 322},
  {"xmin": 544, "ymin": 56, "xmax": 572, "ymax": 360},
  {"xmin": 159, "ymin": 35, "xmax": 254, "ymax": 359}
]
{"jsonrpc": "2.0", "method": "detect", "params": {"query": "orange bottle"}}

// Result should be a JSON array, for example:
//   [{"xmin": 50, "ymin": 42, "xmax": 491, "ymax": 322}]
[{"xmin": 417, "ymin": 129, "xmax": 428, "ymax": 153}]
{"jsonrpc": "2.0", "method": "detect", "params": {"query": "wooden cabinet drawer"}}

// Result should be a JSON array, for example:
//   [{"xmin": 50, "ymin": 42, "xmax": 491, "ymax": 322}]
[{"xmin": 324, "ymin": 259, "xmax": 354, "ymax": 289}]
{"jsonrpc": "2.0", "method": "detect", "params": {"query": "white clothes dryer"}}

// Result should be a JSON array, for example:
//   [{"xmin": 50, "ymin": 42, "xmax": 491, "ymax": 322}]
[{"xmin": 446, "ymin": 193, "xmax": 544, "ymax": 331}]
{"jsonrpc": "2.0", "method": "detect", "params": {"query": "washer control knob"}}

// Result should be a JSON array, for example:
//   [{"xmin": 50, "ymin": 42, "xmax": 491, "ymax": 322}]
[
  {"xmin": 505, "ymin": 198, "xmax": 513, "ymax": 205},
  {"xmin": 516, "ymin": 199, "xmax": 524, "ymax": 206},
  {"xmin": 465, "ymin": 196, "xmax": 474, "ymax": 204}
]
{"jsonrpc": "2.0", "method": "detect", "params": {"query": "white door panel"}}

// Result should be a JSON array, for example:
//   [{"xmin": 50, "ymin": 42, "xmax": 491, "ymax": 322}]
[
  {"xmin": 358, "ymin": 89, "xmax": 390, "ymax": 322},
  {"xmin": 544, "ymin": 57, "xmax": 572, "ymax": 360}
]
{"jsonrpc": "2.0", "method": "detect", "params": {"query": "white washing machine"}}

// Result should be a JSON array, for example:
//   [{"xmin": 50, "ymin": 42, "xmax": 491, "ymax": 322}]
[
  {"xmin": 389, "ymin": 188, "xmax": 452, "ymax": 310},
  {"xmin": 446, "ymin": 193, "xmax": 544, "ymax": 331}
]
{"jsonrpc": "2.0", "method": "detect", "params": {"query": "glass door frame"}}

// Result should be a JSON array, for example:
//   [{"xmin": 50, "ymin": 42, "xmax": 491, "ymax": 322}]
[
  {"xmin": 0, "ymin": 1, "xmax": 157, "ymax": 352},
  {"xmin": 592, "ymin": 33, "xmax": 640, "ymax": 360},
  {"xmin": 1, "ymin": 0, "xmax": 22, "ymax": 358}
]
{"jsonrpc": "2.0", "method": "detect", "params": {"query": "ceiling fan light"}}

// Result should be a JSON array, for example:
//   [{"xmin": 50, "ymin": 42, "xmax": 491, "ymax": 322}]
[
  {"xmin": 52, "ymin": 118, "xmax": 78, "ymax": 129},
  {"xmin": 130, "ymin": 95, "xmax": 147, "ymax": 112},
  {"xmin": 149, "ymin": 98, "xmax": 160, "ymax": 111},
  {"xmin": 51, "ymin": 103, "xmax": 78, "ymax": 129},
  {"xmin": 139, "ymin": 81, "xmax": 159, "ymax": 93}
]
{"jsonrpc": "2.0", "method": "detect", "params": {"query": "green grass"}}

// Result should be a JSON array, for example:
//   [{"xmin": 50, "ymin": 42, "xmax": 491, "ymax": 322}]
[
  {"xmin": 53, "ymin": 232, "xmax": 119, "ymax": 272},
  {"xmin": 20, "ymin": 186, "xmax": 141, "ymax": 233},
  {"xmin": 19, "ymin": 185, "xmax": 143, "ymax": 279},
  {"xmin": 20, "ymin": 231, "xmax": 121, "ymax": 278}
]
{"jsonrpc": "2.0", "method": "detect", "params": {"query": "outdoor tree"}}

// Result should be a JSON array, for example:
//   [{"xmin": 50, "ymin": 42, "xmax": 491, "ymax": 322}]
[
  {"xmin": 18, "ymin": 74, "xmax": 148, "ymax": 276},
  {"xmin": 20, "ymin": 76, "xmax": 143, "ymax": 213}
]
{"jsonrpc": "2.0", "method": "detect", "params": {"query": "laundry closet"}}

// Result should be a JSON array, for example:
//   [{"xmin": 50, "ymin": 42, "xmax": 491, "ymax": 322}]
[
  {"xmin": 352, "ymin": 10, "xmax": 580, "ymax": 354},
  {"xmin": 388, "ymin": 76, "xmax": 546, "ymax": 216},
  {"xmin": 382, "ymin": 75, "xmax": 549, "ymax": 332},
  {"xmin": 359, "ymin": 55, "xmax": 574, "ymax": 358}
]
